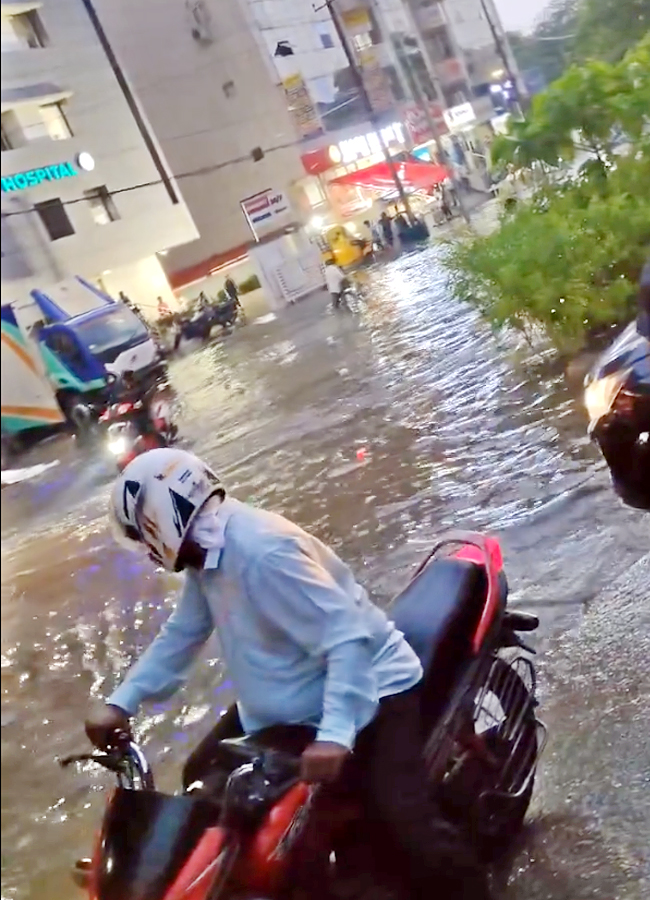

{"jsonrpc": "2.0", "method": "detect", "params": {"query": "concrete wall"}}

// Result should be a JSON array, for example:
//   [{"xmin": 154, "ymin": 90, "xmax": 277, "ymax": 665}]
[
  {"xmin": 96, "ymin": 0, "xmax": 307, "ymax": 276},
  {"xmin": 1, "ymin": 0, "xmax": 198, "ymax": 306}
]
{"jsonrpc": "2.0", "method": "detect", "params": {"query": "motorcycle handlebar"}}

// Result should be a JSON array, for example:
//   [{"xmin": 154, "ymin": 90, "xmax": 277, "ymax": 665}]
[{"xmin": 59, "ymin": 740, "xmax": 155, "ymax": 791}]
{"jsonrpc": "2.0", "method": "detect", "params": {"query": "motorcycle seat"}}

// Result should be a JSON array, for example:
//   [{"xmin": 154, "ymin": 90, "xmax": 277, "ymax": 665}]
[{"xmin": 391, "ymin": 558, "xmax": 490, "ymax": 711}]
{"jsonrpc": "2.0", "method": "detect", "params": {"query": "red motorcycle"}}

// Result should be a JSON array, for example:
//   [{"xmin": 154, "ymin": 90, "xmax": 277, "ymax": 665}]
[
  {"xmin": 62, "ymin": 533, "xmax": 545, "ymax": 900},
  {"xmin": 99, "ymin": 395, "xmax": 177, "ymax": 472}
]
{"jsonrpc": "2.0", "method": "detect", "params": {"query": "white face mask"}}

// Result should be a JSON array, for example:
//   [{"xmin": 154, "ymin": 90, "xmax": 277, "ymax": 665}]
[{"xmin": 190, "ymin": 494, "xmax": 226, "ymax": 552}]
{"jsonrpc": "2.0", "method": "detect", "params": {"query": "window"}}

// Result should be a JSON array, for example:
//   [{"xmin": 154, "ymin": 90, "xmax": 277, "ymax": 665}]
[
  {"xmin": 319, "ymin": 31, "xmax": 334, "ymax": 49},
  {"xmin": 84, "ymin": 186, "xmax": 119, "ymax": 225},
  {"xmin": 34, "ymin": 198, "xmax": 75, "ymax": 240},
  {"xmin": 1, "ymin": 116, "xmax": 13, "ymax": 151},
  {"xmin": 39, "ymin": 102, "xmax": 73, "ymax": 140},
  {"xmin": 71, "ymin": 307, "xmax": 148, "ymax": 355},
  {"xmin": 1, "ymin": 10, "xmax": 49, "ymax": 50},
  {"xmin": 1, "ymin": 110, "xmax": 25, "ymax": 149}
]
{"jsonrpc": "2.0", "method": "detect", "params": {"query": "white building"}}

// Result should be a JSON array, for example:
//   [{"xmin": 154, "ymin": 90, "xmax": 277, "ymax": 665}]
[
  {"xmin": 96, "ymin": 0, "xmax": 309, "ymax": 292},
  {"xmin": 1, "ymin": 0, "xmax": 197, "ymax": 317},
  {"xmin": 86, "ymin": 0, "xmax": 518, "ymax": 290}
]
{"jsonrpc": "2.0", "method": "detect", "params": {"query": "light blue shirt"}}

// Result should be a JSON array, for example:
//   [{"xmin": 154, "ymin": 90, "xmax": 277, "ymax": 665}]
[{"xmin": 109, "ymin": 498, "xmax": 422, "ymax": 748}]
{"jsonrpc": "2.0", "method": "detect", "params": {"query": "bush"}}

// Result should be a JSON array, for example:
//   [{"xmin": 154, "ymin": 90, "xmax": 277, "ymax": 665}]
[{"xmin": 446, "ymin": 36, "xmax": 650, "ymax": 353}]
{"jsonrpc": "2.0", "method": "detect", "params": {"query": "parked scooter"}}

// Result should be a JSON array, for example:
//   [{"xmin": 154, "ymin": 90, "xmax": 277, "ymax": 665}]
[{"xmin": 62, "ymin": 532, "xmax": 545, "ymax": 900}]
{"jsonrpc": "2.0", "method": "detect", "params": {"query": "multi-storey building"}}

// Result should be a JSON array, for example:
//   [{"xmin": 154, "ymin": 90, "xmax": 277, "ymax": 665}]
[{"xmin": 1, "ymin": 0, "xmax": 197, "ymax": 314}]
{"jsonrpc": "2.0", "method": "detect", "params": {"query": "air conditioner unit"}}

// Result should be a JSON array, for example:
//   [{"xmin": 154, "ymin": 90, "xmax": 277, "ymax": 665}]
[{"xmin": 185, "ymin": 0, "xmax": 214, "ymax": 44}]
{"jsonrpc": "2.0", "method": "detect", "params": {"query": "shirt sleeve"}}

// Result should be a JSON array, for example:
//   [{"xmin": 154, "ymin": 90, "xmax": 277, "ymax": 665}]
[
  {"xmin": 108, "ymin": 573, "xmax": 214, "ymax": 716},
  {"xmin": 246, "ymin": 540, "xmax": 379, "ymax": 749}
]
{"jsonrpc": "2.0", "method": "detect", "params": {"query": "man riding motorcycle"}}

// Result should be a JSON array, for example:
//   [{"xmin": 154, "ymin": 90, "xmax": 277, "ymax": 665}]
[
  {"xmin": 585, "ymin": 260, "xmax": 650, "ymax": 510},
  {"xmin": 107, "ymin": 369, "xmax": 158, "ymax": 436},
  {"xmin": 85, "ymin": 448, "xmax": 482, "ymax": 899}
]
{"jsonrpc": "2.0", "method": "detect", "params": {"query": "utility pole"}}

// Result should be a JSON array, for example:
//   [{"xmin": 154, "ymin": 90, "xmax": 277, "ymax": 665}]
[
  {"xmin": 478, "ymin": 0, "xmax": 523, "ymax": 116},
  {"xmin": 320, "ymin": 0, "xmax": 415, "ymax": 221}
]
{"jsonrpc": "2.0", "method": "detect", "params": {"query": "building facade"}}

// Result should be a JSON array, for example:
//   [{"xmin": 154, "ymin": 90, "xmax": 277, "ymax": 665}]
[
  {"xmin": 1, "ymin": 0, "xmax": 197, "ymax": 317},
  {"xmin": 96, "ymin": 0, "xmax": 309, "ymax": 290},
  {"xmin": 88, "ymin": 0, "xmax": 519, "ymax": 292}
]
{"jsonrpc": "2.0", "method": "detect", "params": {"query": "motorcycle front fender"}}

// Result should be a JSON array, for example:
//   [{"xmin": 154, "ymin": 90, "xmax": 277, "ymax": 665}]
[{"xmin": 165, "ymin": 827, "xmax": 235, "ymax": 900}]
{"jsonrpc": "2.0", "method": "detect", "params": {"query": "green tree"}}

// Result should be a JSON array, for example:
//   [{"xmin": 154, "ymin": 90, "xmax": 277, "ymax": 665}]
[
  {"xmin": 508, "ymin": 0, "xmax": 650, "ymax": 88},
  {"xmin": 575, "ymin": 0, "xmax": 650, "ymax": 63},
  {"xmin": 509, "ymin": 0, "xmax": 579, "ymax": 85},
  {"xmin": 492, "ymin": 35, "xmax": 650, "ymax": 172},
  {"xmin": 447, "ymin": 38, "xmax": 650, "ymax": 352}
]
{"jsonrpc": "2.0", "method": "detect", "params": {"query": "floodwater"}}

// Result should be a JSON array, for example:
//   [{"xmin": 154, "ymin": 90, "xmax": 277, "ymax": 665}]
[{"xmin": 1, "ymin": 246, "xmax": 647, "ymax": 899}]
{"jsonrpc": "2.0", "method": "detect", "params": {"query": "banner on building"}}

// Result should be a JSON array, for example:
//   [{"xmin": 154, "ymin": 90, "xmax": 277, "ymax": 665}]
[
  {"xmin": 241, "ymin": 188, "xmax": 292, "ymax": 241},
  {"xmin": 402, "ymin": 102, "xmax": 447, "ymax": 146},
  {"xmin": 282, "ymin": 73, "xmax": 323, "ymax": 140}
]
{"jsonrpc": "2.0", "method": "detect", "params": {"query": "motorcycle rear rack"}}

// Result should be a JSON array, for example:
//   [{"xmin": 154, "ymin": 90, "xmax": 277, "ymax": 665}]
[{"xmin": 425, "ymin": 654, "xmax": 546, "ymax": 808}]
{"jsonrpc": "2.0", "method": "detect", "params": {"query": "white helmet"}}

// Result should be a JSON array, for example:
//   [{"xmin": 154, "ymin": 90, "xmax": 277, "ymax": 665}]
[{"xmin": 110, "ymin": 448, "xmax": 222, "ymax": 570}]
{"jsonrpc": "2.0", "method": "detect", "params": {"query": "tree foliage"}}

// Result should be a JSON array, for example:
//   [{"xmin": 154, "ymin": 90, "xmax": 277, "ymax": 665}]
[
  {"xmin": 492, "ymin": 34, "xmax": 650, "ymax": 170},
  {"xmin": 446, "ymin": 39, "xmax": 650, "ymax": 352},
  {"xmin": 574, "ymin": 0, "xmax": 650, "ymax": 63},
  {"xmin": 509, "ymin": 0, "xmax": 650, "ymax": 87}
]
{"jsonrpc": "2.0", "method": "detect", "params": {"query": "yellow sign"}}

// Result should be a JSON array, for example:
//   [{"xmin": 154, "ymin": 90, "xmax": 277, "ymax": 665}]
[
  {"xmin": 341, "ymin": 8, "xmax": 371, "ymax": 31},
  {"xmin": 282, "ymin": 73, "xmax": 323, "ymax": 139}
]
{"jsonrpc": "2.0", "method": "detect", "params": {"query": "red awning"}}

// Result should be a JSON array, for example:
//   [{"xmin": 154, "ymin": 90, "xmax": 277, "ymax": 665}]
[{"xmin": 329, "ymin": 159, "xmax": 450, "ymax": 193}]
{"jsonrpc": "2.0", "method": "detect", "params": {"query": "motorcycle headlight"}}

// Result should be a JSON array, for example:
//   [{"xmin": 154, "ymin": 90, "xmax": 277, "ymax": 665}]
[
  {"xmin": 584, "ymin": 371, "xmax": 628, "ymax": 432},
  {"xmin": 108, "ymin": 437, "xmax": 128, "ymax": 456}
]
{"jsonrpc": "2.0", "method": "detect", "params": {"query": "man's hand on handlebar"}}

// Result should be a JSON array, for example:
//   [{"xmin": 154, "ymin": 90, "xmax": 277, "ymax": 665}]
[
  {"xmin": 85, "ymin": 702, "xmax": 132, "ymax": 750},
  {"xmin": 300, "ymin": 741, "xmax": 350, "ymax": 784}
]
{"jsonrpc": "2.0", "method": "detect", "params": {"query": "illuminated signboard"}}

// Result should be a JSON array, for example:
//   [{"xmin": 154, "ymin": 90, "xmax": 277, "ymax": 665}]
[
  {"xmin": 1, "ymin": 153, "xmax": 95, "ymax": 193},
  {"xmin": 442, "ymin": 102, "xmax": 476, "ymax": 131},
  {"xmin": 329, "ymin": 123, "xmax": 405, "ymax": 165}
]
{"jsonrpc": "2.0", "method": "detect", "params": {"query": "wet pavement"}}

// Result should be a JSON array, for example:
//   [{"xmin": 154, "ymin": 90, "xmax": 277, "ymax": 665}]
[{"xmin": 2, "ymin": 245, "xmax": 648, "ymax": 899}]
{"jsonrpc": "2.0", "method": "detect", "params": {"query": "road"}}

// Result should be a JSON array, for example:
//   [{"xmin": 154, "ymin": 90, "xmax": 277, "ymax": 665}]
[{"xmin": 1, "ymin": 244, "xmax": 647, "ymax": 899}]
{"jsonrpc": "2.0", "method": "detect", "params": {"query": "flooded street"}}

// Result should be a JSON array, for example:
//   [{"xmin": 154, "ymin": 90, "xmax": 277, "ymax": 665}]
[{"xmin": 2, "ymin": 246, "xmax": 647, "ymax": 899}]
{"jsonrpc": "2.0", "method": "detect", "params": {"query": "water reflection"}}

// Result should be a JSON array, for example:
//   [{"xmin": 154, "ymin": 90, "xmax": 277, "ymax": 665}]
[{"xmin": 1, "ymin": 246, "xmax": 646, "ymax": 899}]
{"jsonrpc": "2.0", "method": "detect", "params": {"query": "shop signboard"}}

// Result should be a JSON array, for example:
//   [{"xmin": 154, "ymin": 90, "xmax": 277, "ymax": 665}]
[
  {"xmin": 341, "ymin": 7, "xmax": 371, "ymax": 33},
  {"xmin": 1, "ymin": 152, "xmax": 95, "ymax": 193},
  {"xmin": 282, "ymin": 73, "xmax": 323, "ymax": 140},
  {"xmin": 329, "ymin": 122, "xmax": 405, "ymax": 165},
  {"xmin": 443, "ymin": 102, "xmax": 476, "ymax": 131},
  {"xmin": 241, "ymin": 188, "xmax": 292, "ymax": 240}
]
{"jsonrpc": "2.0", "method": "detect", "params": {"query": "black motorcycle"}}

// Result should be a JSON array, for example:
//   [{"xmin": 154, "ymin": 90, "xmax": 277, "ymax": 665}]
[{"xmin": 174, "ymin": 298, "xmax": 244, "ymax": 348}]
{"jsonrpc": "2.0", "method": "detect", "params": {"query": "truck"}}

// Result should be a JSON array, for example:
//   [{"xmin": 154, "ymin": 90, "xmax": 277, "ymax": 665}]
[{"xmin": 1, "ymin": 276, "xmax": 165, "ymax": 447}]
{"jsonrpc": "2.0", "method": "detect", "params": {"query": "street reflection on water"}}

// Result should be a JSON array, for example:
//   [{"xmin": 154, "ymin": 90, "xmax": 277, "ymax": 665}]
[{"xmin": 1, "ymin": 246, "xmax": 646, "ymax": 899}]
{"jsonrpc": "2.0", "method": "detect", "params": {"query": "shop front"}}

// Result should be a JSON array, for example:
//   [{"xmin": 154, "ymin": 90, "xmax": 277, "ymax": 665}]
[{"xmin": 295, "ymin": 121, "xmax": 451, "ymax": 263}]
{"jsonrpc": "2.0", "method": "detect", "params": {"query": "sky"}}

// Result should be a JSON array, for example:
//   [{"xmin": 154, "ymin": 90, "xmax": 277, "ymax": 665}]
[{"xmin": 494, "ymin": 0, "xmax": 550, "ymax": 32}]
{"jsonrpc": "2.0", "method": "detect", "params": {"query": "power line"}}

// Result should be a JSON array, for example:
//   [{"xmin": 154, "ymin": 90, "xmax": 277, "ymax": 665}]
[{"xmin": 0, "ymin": 138, "xmax": 303, "ymax": 217}]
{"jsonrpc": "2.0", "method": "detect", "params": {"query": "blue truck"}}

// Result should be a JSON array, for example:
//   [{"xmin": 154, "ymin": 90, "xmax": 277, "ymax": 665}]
[{"xmin": 2, "ymin": 277, "xmax": 165, "ymax": 440}]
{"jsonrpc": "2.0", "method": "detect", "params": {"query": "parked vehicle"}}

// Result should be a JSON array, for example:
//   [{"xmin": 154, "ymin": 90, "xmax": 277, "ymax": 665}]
[
  {"xmin": 174, "ymin": 297, "xmax": 244, "ymax": 349},
  {"xmin": 63, "ymin": 532, "xmax": 545, "ymax": 900},
  {"xmin": 1, "ymin": 277, "xmax": 165, "ymax": 440},
  {"xmin": 1, "ymin": 305, "xmax": 65, "ymax": 447}
]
